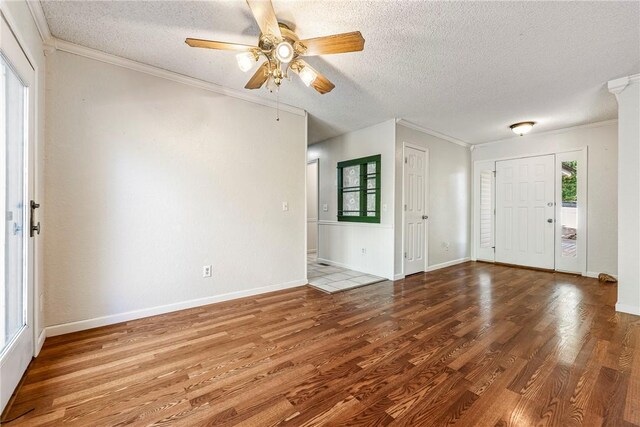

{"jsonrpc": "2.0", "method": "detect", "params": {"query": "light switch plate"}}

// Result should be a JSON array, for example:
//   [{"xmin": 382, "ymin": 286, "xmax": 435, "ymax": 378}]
[
  {"xmin": 323, "ymin": 204, "xmax": 328, "ymax": 212},
  {"xmin": 282, "ymin": 202, "xmax": 289, "ymax": 211}
]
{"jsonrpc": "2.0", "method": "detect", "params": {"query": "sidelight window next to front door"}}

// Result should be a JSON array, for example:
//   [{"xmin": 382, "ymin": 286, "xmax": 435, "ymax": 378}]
[{"xmin": 475, "ymin": 150, "xmax": 586, "ymax": 274}]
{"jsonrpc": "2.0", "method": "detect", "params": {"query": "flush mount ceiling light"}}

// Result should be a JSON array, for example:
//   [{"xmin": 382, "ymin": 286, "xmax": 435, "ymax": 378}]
[
  {"xmin": 510, "ymin": 121, "xmax": 535, "ymax": 136},
  {"xmin": 185, "ymin": 0, "xmax": 365, "ymax": 94}
]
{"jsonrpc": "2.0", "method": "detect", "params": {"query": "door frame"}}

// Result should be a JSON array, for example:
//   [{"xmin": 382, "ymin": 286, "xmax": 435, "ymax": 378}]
[
  {"xmin": 472, "ymin": 147, "xmax": 588, "ymax": 275},
  {"xmin": 0, "ymin": 10, "xmax": 37, "ymax": 413},
  {"xmin": 401, "ymin": 142, "xmax": 429, "ymax": 275},
  {"xmin": 306, "ymin": 158, "xmax": 319, "ymax": 255}
]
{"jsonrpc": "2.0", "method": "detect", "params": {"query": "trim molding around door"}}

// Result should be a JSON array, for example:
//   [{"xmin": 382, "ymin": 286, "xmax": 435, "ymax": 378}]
[
  {"xmin": 401, "ymin": 142, "xmax": 429, "ymax": 276},
  {"xmin": 306, "ymin": 159, "xmax": 319, "ymax": 257},
  {"xmin": 472, "ymin": 147, "xmax": 589, "ymax": 275}
]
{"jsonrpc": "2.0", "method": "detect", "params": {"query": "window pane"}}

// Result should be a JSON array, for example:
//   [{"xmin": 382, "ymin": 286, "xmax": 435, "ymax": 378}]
[
  {"xmin": 367, "ymin": 162, "xmax": 376, "ymax": 174},
  {"xmin": 367, "ymin": 193, "xmax": 376, "ymax": 216},
  {"xmin": 561, "ymin": 161, "xmax": 577, "ymax": 258},
  {"xmin": 343, "ymin": 165, "xmax": 360, "ymax": 188},
  {"xmin": 342, "ymin": 191, "xmax": 359, "ymax": 216},
  {"xmin": 2, "ymin": 55, "xmax": 26, "ymax": 352},
  {"xmin": 367, "ymin": 178, "xmax": 376, "ymax": 190}
]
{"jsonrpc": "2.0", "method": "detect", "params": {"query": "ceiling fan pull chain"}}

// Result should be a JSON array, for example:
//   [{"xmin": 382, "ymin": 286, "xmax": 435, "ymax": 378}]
[{"xmin": 276, "ymin": 87, "xmax": 280, "ymax": 122}]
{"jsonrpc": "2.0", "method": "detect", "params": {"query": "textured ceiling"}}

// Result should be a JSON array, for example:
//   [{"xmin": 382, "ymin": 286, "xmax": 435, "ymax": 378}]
[{"xmin": 41, "ymin": 1, "xmax": 639, "ymax": 144}]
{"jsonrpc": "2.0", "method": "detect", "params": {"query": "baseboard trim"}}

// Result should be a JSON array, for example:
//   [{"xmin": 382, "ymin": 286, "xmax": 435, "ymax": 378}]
[
  {"xmin": 393, "ymin": 274, "xmax": 406, "ymax": 281},
  {"xmin": 427, "ymin": 257, "xmax": 471, "ymax": 272},
  {"xmin": 615, "ymin": 303, "xmax": 640, "ymax": 316},
  {"xmin": 45, "ymin": 279, "xmax": 307, "ymax": 337},
  {"xmin": 35, "ymin": 329, "xmax": 46, "ymax": 356}
]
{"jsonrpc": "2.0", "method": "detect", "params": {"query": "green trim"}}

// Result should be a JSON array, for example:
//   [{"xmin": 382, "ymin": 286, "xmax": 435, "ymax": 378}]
[{"xmin": 337, "ymin": 154, "xmax": 381, "ymax": 223}]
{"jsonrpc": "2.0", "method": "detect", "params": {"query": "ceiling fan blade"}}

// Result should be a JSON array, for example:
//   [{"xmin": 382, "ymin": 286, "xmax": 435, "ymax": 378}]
[
  {"xmin": 246, "ymin": 0, "xmax": 282, "ymax": 39},
  {"xmin": 185, "ymin": 38, "xmax": 258, "ymax": 52},
  {"xmin": 296, "ymin": 31, "xmax": 365, "ymax": 56},
  {"xmin": 245, "ymin": 61, "xmax": 270, "ymax": 89},
  {"xmin": 293, "ymin": 60, "xmax": 335, "ymax": 94}
]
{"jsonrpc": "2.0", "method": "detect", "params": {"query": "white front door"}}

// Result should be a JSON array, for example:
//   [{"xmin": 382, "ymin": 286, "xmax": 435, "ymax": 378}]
[
  {"xmin": 404, "ymin": 146, "xmax": 428, "ymax": 275},
  {"xmin": 495, "ymin": 155, "xmax": 555, "ymax": 269},
  {"xmin": 0, "ymin": 15, "xmax": 36, "ymax": 412}
]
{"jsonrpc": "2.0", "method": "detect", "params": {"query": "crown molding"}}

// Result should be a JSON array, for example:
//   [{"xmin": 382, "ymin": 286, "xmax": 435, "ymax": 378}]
[
  {"xmin": 395, "ymin": 119, "xmax": 470, "ymax": 148},
  {"xmin": 48, "ymin": 38, "xmax": 306, "ymax": 116},
  {"xmin": 472, "ymin": 119, "xmax": 618, "ymax": 149},
  {"xmin": 26, "ymin": 0, "xmax": 51, "ymax": 43},
  {"xmin": 25, "ymin": 0, "xmax": 305, "ymax": 117},
  {"xmin": 608, "ymin": 73, "xmax": 640, "ymax": 97}
]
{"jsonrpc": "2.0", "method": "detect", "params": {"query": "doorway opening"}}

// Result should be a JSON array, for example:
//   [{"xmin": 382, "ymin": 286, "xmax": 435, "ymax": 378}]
[{"xmin": 473, "ymin": 150, "xmax": 587, "ymax": 274}]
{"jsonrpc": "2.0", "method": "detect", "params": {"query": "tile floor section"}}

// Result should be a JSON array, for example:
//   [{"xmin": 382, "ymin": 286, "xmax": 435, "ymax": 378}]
[{"xmin": 306, "ymin": 255, "xmax": 386, "ymax": 293}]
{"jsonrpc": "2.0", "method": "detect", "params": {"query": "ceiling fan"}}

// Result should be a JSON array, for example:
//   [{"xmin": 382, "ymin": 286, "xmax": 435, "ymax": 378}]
[{"xmin": 185, "ymin": 0, "xmax": 365, "ymax": 94}]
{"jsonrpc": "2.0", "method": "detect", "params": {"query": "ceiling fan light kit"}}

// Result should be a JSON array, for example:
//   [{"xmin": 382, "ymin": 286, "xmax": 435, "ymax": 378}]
[
  {"xmin": 297, "ymin": 66, "xmax": 317, "ymax": 87},
  {"xmin": 185, "ymin": 0, "xmax": 365, "ymax": 95},
  {"xmin": 236, "ymin": 52, "xmax": 258, "ymax": 72},
  {"xmin": 510, "ymin": 121, "xmax": 535, "ymax": 136}
]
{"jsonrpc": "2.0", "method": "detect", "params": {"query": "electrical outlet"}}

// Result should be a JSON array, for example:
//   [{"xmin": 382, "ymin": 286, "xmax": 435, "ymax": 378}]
[
  {"xmin": 361, "ymin": 248, "xmax": 367, "ymax": 254},
  {"xmin": 202, "ymin": 265, "xmax": 212, "ymax": 278},
  {"xmin": 442, "ymin": 242, "xmax": 450, "ymax": 251},
  {"xmin": 282, "ymin": 201, "xmax": 289, "ymax": 211}
]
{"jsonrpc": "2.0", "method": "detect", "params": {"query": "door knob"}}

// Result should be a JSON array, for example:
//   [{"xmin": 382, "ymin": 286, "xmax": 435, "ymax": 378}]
[
  {"xmin": 31, "ymin": 222, "xmax": 40, "ymax": 236},
  {"xmin": 547, "ymin": 218, "xmax": 553, "ymax": 223},
  {"xmin": 422, "ymin": 215, "xmax": 429, "ymax": 220}
]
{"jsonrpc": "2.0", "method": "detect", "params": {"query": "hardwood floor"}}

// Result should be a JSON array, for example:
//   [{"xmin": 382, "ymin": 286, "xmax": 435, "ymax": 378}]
[{"xmin": 4, "ymin": 262, "xmax": 639, "ymax": 426}]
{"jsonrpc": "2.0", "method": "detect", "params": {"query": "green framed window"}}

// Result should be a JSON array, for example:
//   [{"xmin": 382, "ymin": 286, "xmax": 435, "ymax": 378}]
[{"xmin": 337, "ymin": 154, "xmax": 381, "ymax": 223}]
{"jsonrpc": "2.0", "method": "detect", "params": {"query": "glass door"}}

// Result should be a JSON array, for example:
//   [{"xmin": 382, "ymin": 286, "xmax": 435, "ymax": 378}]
[
  {"xmin": 555, "ymin": 150, "xmax": 587, "ymax": 274},
  {"xmin": 0, "ymin": 14, "xmax": 35, "ymax": 413}
]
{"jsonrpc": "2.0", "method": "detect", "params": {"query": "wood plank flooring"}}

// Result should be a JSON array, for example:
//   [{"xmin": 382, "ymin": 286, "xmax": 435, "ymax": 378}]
[{"xmin": 4, "ymin": 262, "xmax": 640, "ymax": 426}]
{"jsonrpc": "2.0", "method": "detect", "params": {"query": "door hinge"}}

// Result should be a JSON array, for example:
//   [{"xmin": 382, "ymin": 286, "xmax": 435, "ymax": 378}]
[
  {"xmin": 404, "ymin": 252, "xmax": 407, "ymax": 259},
  {"xmin": 404, "ymin": 204, "xmax": 407, "ymax": 211},
  {"xmin": 405, "ymin": 157, "xmax": 408, "ymax": 164}
]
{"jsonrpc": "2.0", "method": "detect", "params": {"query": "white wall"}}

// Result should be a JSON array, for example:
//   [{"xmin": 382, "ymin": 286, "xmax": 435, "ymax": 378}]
[
  {"xmin": 1, "ymin": 0, "xmax": 46, "ymax": 352},
  {"xmin": 307, "ymin": 120, "xmax": 395, "ymax": 279},
  {"xmin": 472, "ymin": 121, "xmax": 618, "ymax": 276},
  {"xmin": 609, "ymin": 75, "xmax": 640, "ymax": 316},
  {"xmin": 45, "ymin": 51, "xmax": 307, "ymax": 332},
  {"xmin": 394, "ymin": 124, "xmax": 471, "ymax": 276}
]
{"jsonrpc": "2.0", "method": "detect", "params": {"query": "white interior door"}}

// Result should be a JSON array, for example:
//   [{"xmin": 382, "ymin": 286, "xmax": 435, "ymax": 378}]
[
  {"xmin": 0, "ymin": 15, "xmax": 35, "ymax": 413},
  {"xmin": 306, "ymin": 160, "xmax": 318, "ymax": 254},
  {"xmin": 495, "ymin": 155, "xmax": 555, "ymax": 269},
  {"xmin": 404, "ymin": 145, "xmax": 428, "ymax": 275}
]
